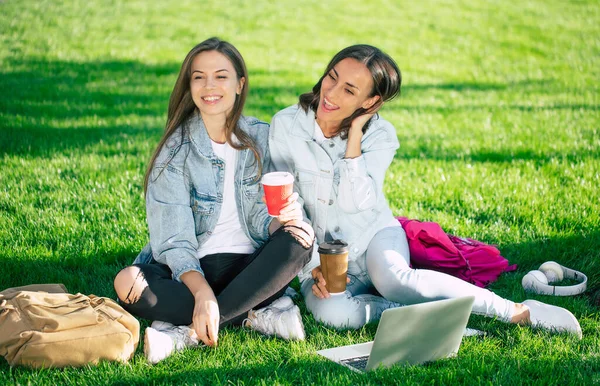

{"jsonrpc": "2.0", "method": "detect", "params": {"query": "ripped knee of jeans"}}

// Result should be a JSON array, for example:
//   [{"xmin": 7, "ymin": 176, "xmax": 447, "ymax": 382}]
[
  {"xmin": 113, "ymin": 266, "xmax": 148, "ymax": 304},
  {"xmin": 282, "ymin": 221, "xmax": 315, "ymax": 249}
]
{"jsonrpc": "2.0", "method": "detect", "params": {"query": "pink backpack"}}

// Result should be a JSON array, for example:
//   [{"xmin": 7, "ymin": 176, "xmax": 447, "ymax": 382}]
[{"xmin": 397, "ymin": 217, "xmax": 517, "ymax": 288}]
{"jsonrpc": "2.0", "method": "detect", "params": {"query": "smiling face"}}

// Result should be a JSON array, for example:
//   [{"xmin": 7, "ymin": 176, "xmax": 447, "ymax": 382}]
[
  {"xmin": 190, "ymin": 50, "xmax": 245, "ymax": 120},
  {"xmin": 316, "ymin": 58, "xmax": 380, "ymax": 131}
]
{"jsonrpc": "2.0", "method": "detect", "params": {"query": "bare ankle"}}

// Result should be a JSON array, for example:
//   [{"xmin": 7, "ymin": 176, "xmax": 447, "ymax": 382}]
[
  {"xmin": 511, "ymin": 303, "xmax": 531, "ymax": 324},
  {"xmin": 244, "ymin": 310, "xmax": 254, "ymax": 327}
]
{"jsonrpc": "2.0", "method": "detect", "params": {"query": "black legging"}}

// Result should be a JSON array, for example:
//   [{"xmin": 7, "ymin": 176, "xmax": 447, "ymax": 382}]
[{"xmin": 120, "ymin": 226, "xmax": 313, "ymax": 327}]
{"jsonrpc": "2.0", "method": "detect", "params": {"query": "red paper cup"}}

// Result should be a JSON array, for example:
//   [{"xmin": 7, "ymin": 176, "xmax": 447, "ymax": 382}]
[{"xmin": 261, "ymin": 172, "xmax": 294, "ymax": 216}]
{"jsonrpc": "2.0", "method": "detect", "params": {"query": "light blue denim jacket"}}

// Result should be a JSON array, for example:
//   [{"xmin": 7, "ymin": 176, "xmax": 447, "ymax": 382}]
[
  {"xmin": 134, "ymin": 112, "xmax": 272, "ymax": 282},
  {"xmin": 269, "ymin": 105, "xmax": 399, "ymax": 283}
]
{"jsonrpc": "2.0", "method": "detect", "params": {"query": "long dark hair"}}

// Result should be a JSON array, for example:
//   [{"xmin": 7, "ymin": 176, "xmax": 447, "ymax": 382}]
[
  {"xmin": 299, "ymin": 44, "xmax": 402, "ymax": 139},
  {"xmin": 144, "ymin": 37, "xmax": 260, "ymax": 192}
]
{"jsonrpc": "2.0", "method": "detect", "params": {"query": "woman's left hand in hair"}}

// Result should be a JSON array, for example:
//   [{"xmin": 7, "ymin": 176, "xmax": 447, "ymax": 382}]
[
  {"xmin": 275, "ymin": 192, "xmax": 303, "ymax": 224},
  {"xmin": 349, "ymin": 103, "xmax": 383, "ymax": 134}
]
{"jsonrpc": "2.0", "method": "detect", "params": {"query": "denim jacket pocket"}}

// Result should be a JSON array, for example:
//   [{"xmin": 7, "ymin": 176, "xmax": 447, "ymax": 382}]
[
  {"xmin": 190, "ymin": 187, "xmax": 217, "ymax": 234},
  {"xmin": 346, "ymin": 207, "xmax": 380, "ymax": 230},
  {"xmin": 242, "ymin": 173, "xmax": 260, "ymax": 199},
  {"xmin": 295, "ymin": 168, "xmax": 317, "ymax": 209}
]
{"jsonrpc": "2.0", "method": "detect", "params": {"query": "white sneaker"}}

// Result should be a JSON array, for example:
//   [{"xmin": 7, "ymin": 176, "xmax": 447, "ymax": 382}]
[
  {"xmin": 144, "ymin": 321, "xmax": 199, "ymax": 364},
  {"xmin": 522, "ymin": 300, "xmax": 582, "ymax": 339},
  {"xmin": 463, "ymin": 328, "xmax": 486, "ymax": 337},
  {"xmin": 245, "ymin": 296, "xmax": 306, "ymax": 341}
]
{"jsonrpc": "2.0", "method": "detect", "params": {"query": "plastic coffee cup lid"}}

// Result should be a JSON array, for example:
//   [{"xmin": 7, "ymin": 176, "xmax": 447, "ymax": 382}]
[
  {"xmin": 261, "ymin": 172, "xmax": 294, "ymax": 186},
  {"xmin": 318, "ymin": 239, "xmax": 349, "ymax": 254}
]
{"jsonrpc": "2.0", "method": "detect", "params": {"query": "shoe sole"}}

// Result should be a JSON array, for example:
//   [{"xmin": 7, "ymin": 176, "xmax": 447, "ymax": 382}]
[
  {"xmin": 143, "ymin": 327, "xmax": 157, "ymax": 364},
  {"xmin": 144, "ymin": 327, "xmax": 173, "ymax": 364},
  {"xmin": 293, "ymin": 306, "xmax": 306, "ymax": 341}
]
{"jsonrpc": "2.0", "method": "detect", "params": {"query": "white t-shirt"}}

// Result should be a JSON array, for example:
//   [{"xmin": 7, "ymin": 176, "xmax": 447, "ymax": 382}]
[
  {"xmin": 313, "ymin": 120, "xmax": 327, "ymax": 145},
  {"xmin": 197, "ymin": 140, "xmax": 255, "ymax": 258}
]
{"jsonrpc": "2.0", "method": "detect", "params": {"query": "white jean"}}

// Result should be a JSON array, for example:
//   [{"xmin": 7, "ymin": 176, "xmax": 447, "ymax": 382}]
[{"xmin": 301, "ymin": 226, "xmax": 515, "ymax": 329}]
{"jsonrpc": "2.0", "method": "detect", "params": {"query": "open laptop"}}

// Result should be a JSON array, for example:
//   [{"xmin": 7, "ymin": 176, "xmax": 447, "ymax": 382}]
[{"xmin": 316, "ymin": 296, "xmax": 476, "ymax": 372}]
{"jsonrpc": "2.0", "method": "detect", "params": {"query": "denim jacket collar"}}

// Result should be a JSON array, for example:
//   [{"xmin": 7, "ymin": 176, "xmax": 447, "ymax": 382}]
[
  {"xmin": 291, "ymin": 106, "xmax": 347, "ymax": 152},
  {"xmin": 290, "ymin": 106, "xmax": 316, "ymax": 142},
  {"xmin": 188, "ymin": 110, "xmax": 248, "ymax": 161},
  {"xmin": 188, "ymin": 111, "xmax": 215, "ymax": 159}
]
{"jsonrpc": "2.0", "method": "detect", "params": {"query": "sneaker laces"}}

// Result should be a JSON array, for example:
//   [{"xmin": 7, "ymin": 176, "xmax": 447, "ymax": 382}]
[
  {"xmin": 144, "ymin": 321, "xmax": 200, "ymax": 364},
  {"xmin": 151, "ymin": 321, "xmax": 199, "ymax": 349},
  {"xmin": 169, "ymin": 326, "xmax": 199, "ymax": 350},
  {"xmin": 245, "ymin": 297, "xmax": 305, "ymax": 340}
]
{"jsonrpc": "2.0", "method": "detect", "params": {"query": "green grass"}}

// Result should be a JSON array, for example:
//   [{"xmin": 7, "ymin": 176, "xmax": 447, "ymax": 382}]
[{"xmin": 1, "ymin": 0, "xmax": 599, "ymax": 384}]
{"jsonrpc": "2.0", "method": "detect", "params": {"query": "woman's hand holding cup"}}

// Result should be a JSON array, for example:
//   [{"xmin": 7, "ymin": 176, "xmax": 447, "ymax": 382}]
[
  {"xmin": 312, "ymin": 240, "xmax": 350, "ymax": 298},
  {"xmin": 262, "ymin": 171, "xmax": 304, "ymax": 224},
  {"xmin": 311, "ymin": 266, "xmax": 330, "ymax": 298},
  {"xmin": 311, "ymin": 266, "xmax": 351, "ymax": 299},
  {"xmin": 261, "ymin": 171, "xmax": 296, "ymax": 219},
  {"xmin": 274, "ymin": 192, "xmax": 302, "ymax": 224}
]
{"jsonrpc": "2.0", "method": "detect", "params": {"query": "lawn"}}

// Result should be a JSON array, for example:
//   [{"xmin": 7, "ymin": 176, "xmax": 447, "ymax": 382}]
[{"xmin": 1, "ymin": 0, "xmax": 599, "ymax": 384}]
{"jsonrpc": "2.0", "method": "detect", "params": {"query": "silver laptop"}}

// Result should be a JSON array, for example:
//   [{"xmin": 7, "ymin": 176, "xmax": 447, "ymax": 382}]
[{"xmin": 316, "ymin": 296, "xmax": 476, "ymax": 372}]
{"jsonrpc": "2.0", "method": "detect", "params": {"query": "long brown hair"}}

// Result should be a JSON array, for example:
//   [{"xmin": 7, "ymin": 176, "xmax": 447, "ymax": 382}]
[
  {"xmin": 299, "ymin": 44, "xmax": 402, "ymax": 139},
  {"xmin": 144, "ymin": 37, "xmax": 261, "ymax": 192}
]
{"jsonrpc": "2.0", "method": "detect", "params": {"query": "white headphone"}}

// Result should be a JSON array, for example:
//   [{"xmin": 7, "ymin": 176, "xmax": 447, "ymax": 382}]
[{"xmin": 522, "ymin": 261, "xmax": 587, "ymax": 296}]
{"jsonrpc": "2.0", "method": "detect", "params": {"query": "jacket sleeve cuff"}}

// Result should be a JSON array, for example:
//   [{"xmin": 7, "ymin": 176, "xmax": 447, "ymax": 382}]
[
  {"xmin": 166, "ymin": 255, "xmax": 205, "ymax": 282},
  {"xmin": 172, "ymin": 265, "xmax": 205, "ymax": 283},
  {"xmin": 262, "ymin": 213, "xmax": 272, "ymax": 238},
  {"xmin": 340, "ymin": 156, "xmax": 368, "ymax": 179}
]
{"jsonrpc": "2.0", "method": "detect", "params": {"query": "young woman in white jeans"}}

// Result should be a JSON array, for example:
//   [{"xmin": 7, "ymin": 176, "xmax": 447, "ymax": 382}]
[{"xmin": 268, "ymin": 44, "xmax": 582, "ymax": 337}]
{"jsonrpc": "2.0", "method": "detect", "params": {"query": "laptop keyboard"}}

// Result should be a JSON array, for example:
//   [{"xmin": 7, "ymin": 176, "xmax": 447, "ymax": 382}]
[{"xmin": 340, "ymin": 355, "xmax": 370, "ymax": 371}]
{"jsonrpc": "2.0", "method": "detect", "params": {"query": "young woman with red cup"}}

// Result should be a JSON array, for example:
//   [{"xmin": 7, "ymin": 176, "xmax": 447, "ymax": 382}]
[{"xmin": 113, "ymin": 38, "xmax": 314, "ymax": 364}]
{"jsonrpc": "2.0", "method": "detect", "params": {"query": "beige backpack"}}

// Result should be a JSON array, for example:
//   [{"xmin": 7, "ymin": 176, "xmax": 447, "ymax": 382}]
[{"xmin": 0, "ymin": 284, "xmax": 139, "ymax": 368}]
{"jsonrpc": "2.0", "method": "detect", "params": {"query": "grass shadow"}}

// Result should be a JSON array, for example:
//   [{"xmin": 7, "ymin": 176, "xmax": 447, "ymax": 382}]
[
  {"xmin": 0, "ymin": 58, "xmax": 174, "ymax": 157},
  {"xmin": 393, "ymin": 147, "xmax": 600, "ymax": 164},
  {"xmin": 0, "ymin": 58, "xmax": 311, "ymax": 158},
  {"xmin": 498, "ymin": 230, "xmax": 600, "ymax": 307},
  {"xmin": 0, "ymin": 251, "xmax": 134, "ymax": 298}
]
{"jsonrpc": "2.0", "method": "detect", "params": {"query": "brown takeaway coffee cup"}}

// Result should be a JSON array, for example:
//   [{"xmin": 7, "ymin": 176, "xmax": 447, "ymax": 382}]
[{"xmin": 318, "ymin": 240, "xmax": 349, "ymax": 294}]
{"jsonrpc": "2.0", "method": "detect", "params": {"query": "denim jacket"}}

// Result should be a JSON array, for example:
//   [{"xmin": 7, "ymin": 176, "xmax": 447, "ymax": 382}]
[
  {"xmin": 269, "ymin": 104, "xmax": 399, "ymax": 282},
  {"xmin": 134, "ymin": 112, "xmax": 272, "ymax": 282}
]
